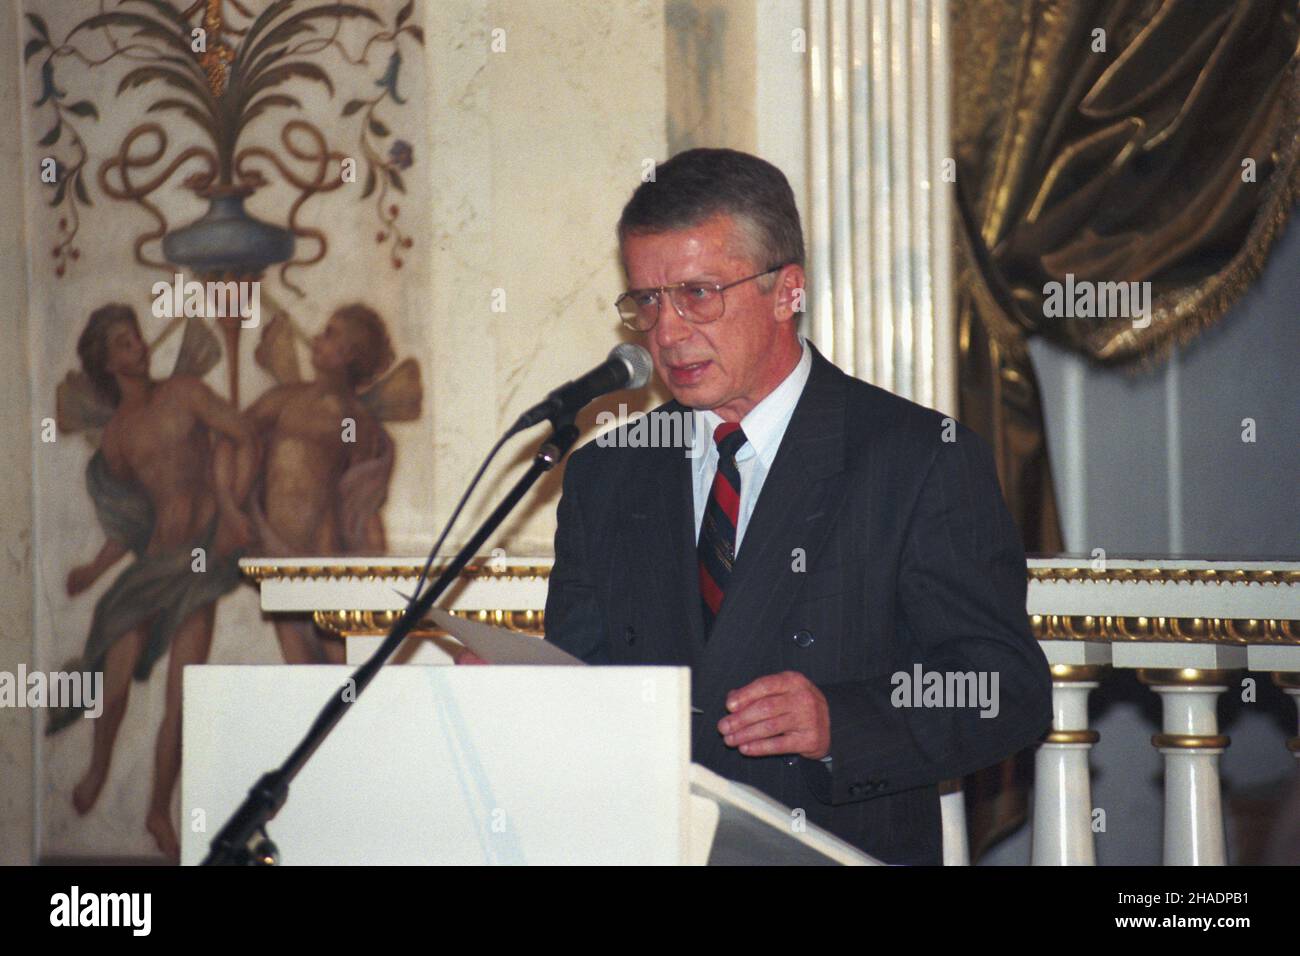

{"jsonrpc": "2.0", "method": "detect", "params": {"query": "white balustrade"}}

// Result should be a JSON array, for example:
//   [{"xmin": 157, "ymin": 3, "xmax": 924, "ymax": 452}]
[{"xmin": 1028, "ymin": 558, "xmax": 1299, "ymax": 866}]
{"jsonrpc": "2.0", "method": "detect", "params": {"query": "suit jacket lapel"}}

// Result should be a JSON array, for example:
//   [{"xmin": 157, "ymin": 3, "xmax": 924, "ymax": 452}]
[
  {"xmin": 693, "ymin": 348, "xmax": 849, "ymax": 750},
  {"xmin": 660, "ymin": 432, "xmax": 706, "ymax": 662},
  {"xmin": 626, "ymin": 415, "xmax": 700, "ymax": 669}
]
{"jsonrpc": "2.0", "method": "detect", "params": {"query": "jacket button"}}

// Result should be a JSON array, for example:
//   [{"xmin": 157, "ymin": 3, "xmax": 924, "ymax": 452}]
[
  {"xmin": 624, "ymin": 625, "xmax": 637, "ymax": 645},
  {"xmin": 784, "ymin": 755, "xmax": 798, "ymax": 767},
  {"xmin": 848, "ymin": 783, "xmax": 865, "ymax": 797},
  {"xmin": 792, "ymin": 629, "xmax": 814, "ymax": 648}
]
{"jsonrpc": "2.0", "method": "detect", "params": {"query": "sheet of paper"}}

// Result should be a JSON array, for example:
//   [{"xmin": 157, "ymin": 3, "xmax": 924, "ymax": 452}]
[
  {"xmin": 430, "ymin": 610, "xmax": 702, "ymax": 712},
  {"xmin": 429, "ymin": 608, "xmax": 586, "ymax": 666}
]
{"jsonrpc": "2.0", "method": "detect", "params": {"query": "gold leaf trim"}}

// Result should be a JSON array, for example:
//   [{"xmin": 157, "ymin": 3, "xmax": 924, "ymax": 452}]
[
  {"xmin": 243, "ymin": 560, "xmax": 553, "ymax": 584},
  {"xmin": 1151, "ymin": 733, "xmax": 1231, "ymax": 750},
  {"xmin": 313, "ymin": 608, "xmax": 545, "ymax": 638},
  {"xmin": 1049, "ymin": 664, "xmax": 1106, "ymax": 682},
  {"xmin": 1028, "ymin": 566, "xmax": 1300, "ymax": 586},
  {"xmin": 1136, "ymin": 668, "xmax": 1236, "ymax": 686},
  {"xmin": 1043, "ymin": 729, "xmax": 1100, "ymax": 745},
  {"xmin": 1032, "ymin": 615, "xmax": 1299, "ymax": 645}
]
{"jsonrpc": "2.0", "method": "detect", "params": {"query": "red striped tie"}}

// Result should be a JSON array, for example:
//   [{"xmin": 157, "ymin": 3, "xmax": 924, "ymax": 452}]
[{"xmin": 698, "ymin": 422, "xmax": 748, "ymax": 637}]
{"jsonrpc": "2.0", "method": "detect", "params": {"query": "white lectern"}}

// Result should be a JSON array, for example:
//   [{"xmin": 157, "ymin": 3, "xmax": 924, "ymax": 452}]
[{"xmin": 182, "ymin": 666, "xmax": 880, "ymax": 865}]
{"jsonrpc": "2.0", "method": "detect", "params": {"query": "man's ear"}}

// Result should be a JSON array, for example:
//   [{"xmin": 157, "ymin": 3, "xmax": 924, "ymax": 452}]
[{"xmin": 773, "ymin": 265, "xmax": 807, "ymax": 323}]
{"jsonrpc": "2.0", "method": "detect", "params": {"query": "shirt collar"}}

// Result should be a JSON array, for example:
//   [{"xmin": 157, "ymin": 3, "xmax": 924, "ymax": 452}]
[{"xmin": 692, "ymin": 335, "xmax": 813, "ymax": 468}]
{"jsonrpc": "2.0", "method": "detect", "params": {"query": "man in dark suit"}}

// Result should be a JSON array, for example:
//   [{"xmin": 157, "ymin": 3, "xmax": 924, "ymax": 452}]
[{"xmin": 541, "ymin": 148, "xmax": 1052, "ymax": 865}]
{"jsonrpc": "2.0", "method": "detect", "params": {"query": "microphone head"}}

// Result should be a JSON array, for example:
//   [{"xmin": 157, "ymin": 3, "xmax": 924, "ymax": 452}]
[{"xmin": 610, "ymin": 343, "xmax": 653, "ymax": 390}]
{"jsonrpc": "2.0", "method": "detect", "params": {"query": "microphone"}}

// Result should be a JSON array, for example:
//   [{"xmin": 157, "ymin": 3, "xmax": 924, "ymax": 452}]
[{"xmin": 511, "ymin": 343, "xmax": 653, "ymax": 432}]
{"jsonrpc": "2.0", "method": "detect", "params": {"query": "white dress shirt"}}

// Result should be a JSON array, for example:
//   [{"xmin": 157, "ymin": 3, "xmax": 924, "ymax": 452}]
[{"xmin": 691, "ymin": 336, "xmax": 813, "ymax": 552}]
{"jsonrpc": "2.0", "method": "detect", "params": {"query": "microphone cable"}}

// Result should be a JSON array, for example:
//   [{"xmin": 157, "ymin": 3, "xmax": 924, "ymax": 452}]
[{"xmin": 406, "ymin": 428, "xmax": 512, "ymax": 610}]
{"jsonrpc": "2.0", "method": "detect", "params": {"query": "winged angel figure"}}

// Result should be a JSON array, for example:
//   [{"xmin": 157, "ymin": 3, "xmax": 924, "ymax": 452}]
[
  {"xmin": 50, "ymin": 302, "xmax": 420, "ymax": 857},
  {"xmin": 52, "ymin": 309, "xmax": 255, "ymax": 859},
  {"xmin": 243, "ymin": 302, "xmax": 421, "ymax": 663}
]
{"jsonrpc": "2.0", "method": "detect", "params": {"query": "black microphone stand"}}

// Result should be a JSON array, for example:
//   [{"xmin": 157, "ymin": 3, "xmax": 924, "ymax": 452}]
[{"xmin": 202, "ymin": 416, "xmax": 580, "ymax": 865}]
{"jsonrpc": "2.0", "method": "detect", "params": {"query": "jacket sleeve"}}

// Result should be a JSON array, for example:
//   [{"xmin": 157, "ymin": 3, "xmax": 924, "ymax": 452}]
[
  {"xmin": 543, "ymin": 449, "xmax": 611, "ymax": 664},
  {"xmin": 802, "ymin": 428, "xmax": 1053, "ymax": 805}
]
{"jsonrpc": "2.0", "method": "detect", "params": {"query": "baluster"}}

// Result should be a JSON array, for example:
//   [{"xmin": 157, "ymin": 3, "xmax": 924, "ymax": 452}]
[
  {"xmin": 1274, "ymin": 673, "xmax": 1300, "ymax": 760},
  {"xmin": 1137, "ymin": 668, "xmax": 1232, "ymax": 866},
  {"xmin": 938, "ymin": 779, "xmax": 969, "ymax": 865},
  {"xmin": 1031, "ymin": 664, "xmax": 1102, "ymax": 865}
]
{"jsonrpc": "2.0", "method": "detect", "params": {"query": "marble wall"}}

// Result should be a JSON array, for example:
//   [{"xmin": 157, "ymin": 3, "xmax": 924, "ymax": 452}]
[
  {"xmin": 664, "ymin": 0, "xmax": 757, "ymax": 155},
  {"xmin": 0, "ymin": 0, "xmax": 35, "ymax": 867},
  {"xmin": 425, "ymin": 0, "xmax": 668, "ymax": 556}
]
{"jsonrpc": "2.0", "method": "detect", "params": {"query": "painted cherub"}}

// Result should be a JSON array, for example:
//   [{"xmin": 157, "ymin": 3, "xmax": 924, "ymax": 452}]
[
  {"xmin": 53, "ymin": 305, "xmax": 258, "ymax": 860},
  {"xmin": 246, "ymin": 302, "xmax": 421, "ymax": 663}
]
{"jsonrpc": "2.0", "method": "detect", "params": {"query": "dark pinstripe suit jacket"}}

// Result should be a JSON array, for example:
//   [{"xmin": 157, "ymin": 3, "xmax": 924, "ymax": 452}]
[{"xmin": 545, "ymin": 345, "xmax": 1053, "ymax": 864}]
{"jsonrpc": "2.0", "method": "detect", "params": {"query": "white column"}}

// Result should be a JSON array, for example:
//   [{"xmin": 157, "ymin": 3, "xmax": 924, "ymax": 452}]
[
  {"xmin": 938, "ymin": 779, "xmax": 969, "ymax": 865},
  {"xmin": 1138, "ymin": 669, "xmax": 1232, "ymax": 866},
  {"xmin": 1031, "ymin": 665, "xmax": 1101, "ymax": 865},
  {"xmin": 803, "ymin": 0, "xmax": 955, "ymax": 415},
  {"xmin": 1273, "ymin": 672, "xmax": 1300, "ymax": 761}
]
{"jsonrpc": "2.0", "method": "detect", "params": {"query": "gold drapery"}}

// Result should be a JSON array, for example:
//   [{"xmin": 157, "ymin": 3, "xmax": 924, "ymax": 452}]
[{"xmin": 951, "ymin": 0, "xmax": 1300, "ymax": 858}]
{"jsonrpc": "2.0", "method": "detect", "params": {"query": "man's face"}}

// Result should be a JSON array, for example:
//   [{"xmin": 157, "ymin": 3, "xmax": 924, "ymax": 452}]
[
  {"xmin": 621, "ymin": 214, "xmax": 800, "ymax": 421},
  {"xmin": 105, "ymin": 320, "xmax": 148, "ymax": 379}
]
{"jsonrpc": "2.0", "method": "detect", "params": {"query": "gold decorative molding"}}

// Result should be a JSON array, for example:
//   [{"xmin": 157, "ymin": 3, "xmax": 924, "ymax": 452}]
[
  {"xmin": 1049, "ymin": 664, "xmax": 1105, "ymax": 682},
  {"xmin": 1136, "ymin": 668, "xmax": 1235, "ymax": 687},
  {"xmin": 313, "ymin": 610, "xmax": 403, "ymax": 634},
  {"xmin": 1028, "ymin": 566, "xmax": 1300, "ymax": 586},
  {"xmin": 243, "ymin": 559, "xmax": 554, "ymax": 584},
  {"xmin": 1151, "ymin": 734, "xmax": 1231, "ymax": 751},
  {"xmin": 244, "ymin": 561, "xmax": 1300, "ymax": 651},
  {"xmin": 313, "ymin": 608, "xmax": 545, "ymax": 638},
  {"xmin": 1043, "ymin": 729, "xmax": 1100, "ymax": 745},
  {"xmin": 1032, "ymin": 614, "xmax": 1299, "ymax": 645},
  {"xmin": 252, "ymin": 562, "xmax": 1300, "ymax": 586},
  {"xmin": 249, "ymin": 560, "xmax": 1299, "ymax": 588}
]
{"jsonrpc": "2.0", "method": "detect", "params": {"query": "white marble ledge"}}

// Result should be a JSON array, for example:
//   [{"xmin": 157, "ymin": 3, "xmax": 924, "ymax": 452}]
[
  {"xmin": 1026, "ymin": 557, "xmax": 1300, "ymax": 620},
  {"xmin": 241, "ymin": 556, "xmax": 1300, "ymax": 618},
  {"xmin": 239, "ymin": 556, "xmax": 554, "ymax": 614}
]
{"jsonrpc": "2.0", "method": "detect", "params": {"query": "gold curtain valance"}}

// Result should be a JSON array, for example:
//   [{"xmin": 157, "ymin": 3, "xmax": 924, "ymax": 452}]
[{"xmin": 955, "ymin": 0, "xmax": 1300, "ymax": 367}]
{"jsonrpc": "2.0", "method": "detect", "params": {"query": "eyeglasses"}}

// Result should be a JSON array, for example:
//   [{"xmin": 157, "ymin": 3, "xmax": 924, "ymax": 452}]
[{"xmin": 615, "ymin": 266, "xmax": 785, "ymax": 332}]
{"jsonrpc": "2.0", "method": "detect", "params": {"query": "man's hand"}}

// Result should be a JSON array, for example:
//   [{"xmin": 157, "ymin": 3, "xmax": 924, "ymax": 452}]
[
  {"xmin": 718, "ymin": 671, "xmax": 830, "ymax": 759},
  {"xmin": 452, "ymin": 647, "xmax": 488, "ymax": 665}
]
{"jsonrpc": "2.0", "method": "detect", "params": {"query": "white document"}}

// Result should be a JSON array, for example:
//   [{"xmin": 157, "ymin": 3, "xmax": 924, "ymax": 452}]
[
  {"xmin": 430, "ymin": 609, "xmax": 702, "ymax": 712},
  {"xmin": 428, "ymin": 607, "xmax": 586, "ymax": 666}
]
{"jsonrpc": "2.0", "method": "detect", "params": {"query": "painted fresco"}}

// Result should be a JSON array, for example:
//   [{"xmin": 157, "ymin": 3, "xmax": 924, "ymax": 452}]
[{"xmin": 24, "ymin": 0, "xmax": 429, "ymax": 860}]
